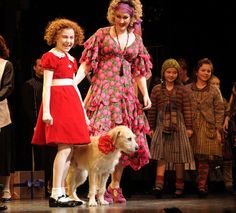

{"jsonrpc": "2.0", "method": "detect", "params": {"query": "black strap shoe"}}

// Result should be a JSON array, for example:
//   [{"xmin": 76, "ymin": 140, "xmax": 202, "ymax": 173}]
[
  {"xmin": 198, "ymin": 189, "xmax": 208, "ymax": 198},
  {"xmin": 173, "ymin": 189, "xmax": 184, "ymax": 198},
  {"xmin": 1, "ymin": 198, "xmax": 11, "ymax": 203},
  {"xmin": 49, "ymin": 196, "xmax": 78, "ymax": 207},
  {"xmin": 0, "ymin": 203, "xmax": 7, "ymax": 211},
  {"xmin": 153, "ymin": 186, "xmax": 163, "ymax": 199}
]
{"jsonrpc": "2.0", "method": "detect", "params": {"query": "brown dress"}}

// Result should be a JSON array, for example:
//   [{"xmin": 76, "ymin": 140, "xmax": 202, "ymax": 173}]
[
  {"xmin": 185, "ymin": 83, "xmax": 224, "ymax": 160},
  {"xmin": 148, "ymin": 84, "xmax": 194, "ymax": 164}
]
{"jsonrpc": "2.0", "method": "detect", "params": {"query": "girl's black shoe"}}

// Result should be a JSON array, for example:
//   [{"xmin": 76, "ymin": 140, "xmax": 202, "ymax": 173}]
[
  {"xmin": 173, "ymin": 189, "xmax": 184, "ymax": 198},
  {"xmin": 1, "ymin": 190, "xmax": 11, "ymax": 203},
  {"xmin": 1, "ymin": 198, "xmax": 11, "ymax": 203},
  {"xmin": 49, "ymin": 196, "xmax": 82, "ymax": 207},
  {"xmin": 198, "ymin": 189, "xmax": 208, "ymax": 198},
  {"xmin": 153, "ymin": 187, "xmax": 163, "ymax": 199},
  {"xmin": 0, "ymin": 202, "xmax": 7, "ymax": 211}
]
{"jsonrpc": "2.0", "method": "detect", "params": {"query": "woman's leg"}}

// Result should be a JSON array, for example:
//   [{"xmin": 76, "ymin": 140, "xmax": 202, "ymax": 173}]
[
  {"xmin": 107, "ymin": 163, "xmax": 126, "ymax": 203},
  {"xmin": 110, "ymin": 163, "xmax": 124, "ymax": 189}
]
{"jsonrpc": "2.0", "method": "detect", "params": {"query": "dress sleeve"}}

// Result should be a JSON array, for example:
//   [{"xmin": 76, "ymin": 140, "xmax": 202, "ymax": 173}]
[
  {"xmin": 132, "ymin": 36, "xmax": 152, "ymax": 80},
  {"xmin": 41, "ymin": 52, "xmax": 57, "ymax": 71},
  {"xmin": 181, "ymin": 86, "xmax": 193, "ymax": 130},
  {"xmin": 72, "ymin": 57, "xmax": 78, "ymax": 73},
  {"xmin": 79, "ymin": 28, "xmax": 104, "ymax": 70},
  {"xmin": 213, "ymin": 87, "xmax": 225, "ymax": 129}
]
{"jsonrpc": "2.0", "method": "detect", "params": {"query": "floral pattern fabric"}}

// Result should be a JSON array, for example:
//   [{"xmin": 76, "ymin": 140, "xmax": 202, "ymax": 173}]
[{"xmin": 80, "ymin": 27, "xmax": 152, "ymax": 170}]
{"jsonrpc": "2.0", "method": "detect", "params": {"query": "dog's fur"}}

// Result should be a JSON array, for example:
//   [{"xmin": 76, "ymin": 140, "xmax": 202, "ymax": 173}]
[{"xmin": 66, "ymin": 125, "xmax": 138, "ymax": 206}]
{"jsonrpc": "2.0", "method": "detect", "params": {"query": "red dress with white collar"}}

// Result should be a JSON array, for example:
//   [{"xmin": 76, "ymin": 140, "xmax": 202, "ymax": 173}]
[{"xmin": 32, "ymin": 49, "xmax": 90, "ymax": 146}]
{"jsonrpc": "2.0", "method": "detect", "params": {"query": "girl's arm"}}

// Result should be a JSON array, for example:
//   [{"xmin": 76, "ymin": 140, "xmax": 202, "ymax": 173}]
[
  {"xmin": 42, "ymin": 70, "xmax": 53, "ymax": 125},
  {"xmin": 135, "ymin": 76, "xmax": 151, "ymax": 110},
  {"xmin": 74, "ymin": 62, "xmax": 91, "ymax": 85}
]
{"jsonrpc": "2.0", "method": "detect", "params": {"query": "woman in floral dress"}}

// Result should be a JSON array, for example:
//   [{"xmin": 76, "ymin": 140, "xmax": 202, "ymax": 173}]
[{"xmin": 75, "ymin": 0, "xmax": 152, "ymax": 203}]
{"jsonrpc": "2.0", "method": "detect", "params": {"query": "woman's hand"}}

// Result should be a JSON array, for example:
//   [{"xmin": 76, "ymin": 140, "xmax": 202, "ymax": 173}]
[
  {"xmin": 85, "ymin": 117, "xmax": 90, "ymax": 126},
  {"xmin": 143, "ymin": 94, "xmax": 152, "ymax": 110}
]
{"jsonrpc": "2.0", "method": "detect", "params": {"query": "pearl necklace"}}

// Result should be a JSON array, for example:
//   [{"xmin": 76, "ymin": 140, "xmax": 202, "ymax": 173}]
[{"xmin": 114, "ymin": 27, "xmax": 129, "ymax": 76}]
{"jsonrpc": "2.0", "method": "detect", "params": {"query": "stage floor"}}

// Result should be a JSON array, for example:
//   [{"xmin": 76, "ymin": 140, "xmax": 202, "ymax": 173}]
[{"xmin": 3, "ymin": 193, "xmax": 236, "ymax": 213}]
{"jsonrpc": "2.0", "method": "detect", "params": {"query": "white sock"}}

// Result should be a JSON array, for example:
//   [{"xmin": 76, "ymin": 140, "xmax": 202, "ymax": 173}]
[
  {"xmin": 51, "ymin": 188, "xmax": 63, "ymax": 199},
  {"xmin": 2, "ymin": 189, "xmax": 11, "ymax": 199},
  {"xmin": 61, "ymin": 187, "xmax": 66, "ymax": 196}
]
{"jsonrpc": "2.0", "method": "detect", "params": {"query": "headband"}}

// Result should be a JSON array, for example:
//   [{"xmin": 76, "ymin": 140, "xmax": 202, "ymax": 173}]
[{"xmin": 115, "ymin": 3, "xmax": 134, "ymax": 16}]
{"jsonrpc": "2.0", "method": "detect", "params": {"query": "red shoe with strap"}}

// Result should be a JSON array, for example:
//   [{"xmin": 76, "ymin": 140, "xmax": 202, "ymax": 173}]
[
  {"xmin": 107, "ymin": 186, "xmax": 126, "ymax": 203},
  {"xmin": 103, "ymin": 190, "xmax": 113, "ymax": 204}
]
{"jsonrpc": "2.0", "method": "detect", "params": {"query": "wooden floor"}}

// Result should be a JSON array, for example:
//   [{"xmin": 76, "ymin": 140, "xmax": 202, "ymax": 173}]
[{"xmin": 3, "ymin": 193, "xmax": 236, "ymax": 213}]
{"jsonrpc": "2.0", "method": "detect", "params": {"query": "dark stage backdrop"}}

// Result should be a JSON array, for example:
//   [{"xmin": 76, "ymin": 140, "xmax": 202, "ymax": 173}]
[{"xmin": 1, "ymin": 0, "xmax": 236, "ymax": 171}]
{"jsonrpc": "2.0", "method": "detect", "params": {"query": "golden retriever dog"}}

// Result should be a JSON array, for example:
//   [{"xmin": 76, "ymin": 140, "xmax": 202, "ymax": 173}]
[{"xmin": 66, "ymin": 125, "xmax": 138, "ymax": 206}]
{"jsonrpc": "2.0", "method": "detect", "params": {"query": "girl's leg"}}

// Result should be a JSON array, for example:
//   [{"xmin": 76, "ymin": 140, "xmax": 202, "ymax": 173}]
[
  {"xmin": 1, "ymin": 175, "xmax": 11, "ymax": 201},
  {"xmin": 153, "ymin": 160, "xmax": 166, "ymax": 198},
  {"xmin": 175, "ymin": 163, "xmax": 184, "ymax": 196},
  {"xmin": 51, "ymin": 144, "xmax": 72, "ymax": 199},
  {"xmin": 223, "ymin": 160, "xmax": 233, "ymax": 192},
  {"xmin": 155, "ymin": 160, "xmax": 166, "ymax": 189},
  {"xmin": 197, "ymin": 161, "xmax": 209, "ymax": 197}
]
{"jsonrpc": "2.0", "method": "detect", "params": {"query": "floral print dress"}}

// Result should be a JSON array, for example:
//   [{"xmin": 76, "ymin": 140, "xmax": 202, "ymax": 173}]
[{"xmin": 80, "ymin": 27, "xmax": 152, "ymax": 170}]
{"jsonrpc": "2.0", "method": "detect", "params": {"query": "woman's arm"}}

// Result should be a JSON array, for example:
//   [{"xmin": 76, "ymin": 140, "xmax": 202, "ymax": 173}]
[
  {"xmin": 74, "ymin": 62, "xmax": 91, "ymax": 85},
  {"xmin": 84, "ymin": 86, "xmax": 92, "ymax": 109},
  {"xmin": 135, "ymin": 76, "xmax": 151, "ymax": 110}
]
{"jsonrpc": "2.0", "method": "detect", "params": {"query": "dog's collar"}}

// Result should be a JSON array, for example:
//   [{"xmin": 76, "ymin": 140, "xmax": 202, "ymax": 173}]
[{"xmin": 98, "ymin": 135, "xmax": 115, "ymax": 154}]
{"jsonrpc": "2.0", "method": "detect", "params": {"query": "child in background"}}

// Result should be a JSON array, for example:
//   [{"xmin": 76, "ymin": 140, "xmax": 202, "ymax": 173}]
[
  {"xmin": 210, "ymin": 75, "xmax": 234, "ymax": 193},
  {"xmin": 148, "ymin": 58, "xmax": 194, "ymax": 198},
  {"xmin": 185, "ymin": 58, "xmax": 224, "ymax": 198}
]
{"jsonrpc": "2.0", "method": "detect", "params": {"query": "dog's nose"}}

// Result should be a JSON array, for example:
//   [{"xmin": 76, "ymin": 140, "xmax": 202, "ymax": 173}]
[{"xmin": 135, "ymin": 145, "xmax": 139, "ymax": 151}]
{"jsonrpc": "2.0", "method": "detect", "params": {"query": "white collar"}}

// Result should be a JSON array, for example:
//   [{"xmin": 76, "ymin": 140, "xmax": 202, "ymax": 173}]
[{"xmin": 49, "ymin": 48, "xmax": 74, "ymax": 62}]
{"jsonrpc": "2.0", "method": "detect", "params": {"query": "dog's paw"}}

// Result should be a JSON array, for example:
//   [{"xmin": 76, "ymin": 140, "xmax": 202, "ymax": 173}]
[
  {"xmin": 99, "ymin": 199, "xmax": 109, "ymax": 205},
  {"xmin": 88, "ymin": 198, "xmax": 98, "ymax": 207}
]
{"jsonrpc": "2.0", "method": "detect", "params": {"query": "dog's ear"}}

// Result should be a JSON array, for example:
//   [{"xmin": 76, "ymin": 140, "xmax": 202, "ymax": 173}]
[{"xmin": 110, "ymin": 130, "xmax": 121, "ymax": 145}]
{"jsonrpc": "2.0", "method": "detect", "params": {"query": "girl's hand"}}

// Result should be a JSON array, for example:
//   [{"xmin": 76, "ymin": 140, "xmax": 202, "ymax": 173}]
[
  {"xmin": 148, "ymin": 130, "xmax": 154, "ymax": 137},
  {"xmin": 223, "ymin": 116, "xmax": 229, "ymax": 133},
  {"xmin": 43, "ymin": 112, "xmax": 53, "ymax": 125},
  {"xmin": 186, "ymin": 129, "xmax": 193, "ymax": 138},
  {"xmin": 216, "ymin": 129, "xmax": 222, "ymax": 143}
]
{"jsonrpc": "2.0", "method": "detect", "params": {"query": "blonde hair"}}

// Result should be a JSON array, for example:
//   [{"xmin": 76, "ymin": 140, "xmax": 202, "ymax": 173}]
[
  {"xmin": 44, "ymin": 18, "xmax": 84, "ymax": 47},
  {"xmin": 107, "ymin": 0, "xmax": 142, "ymax": 30}
]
